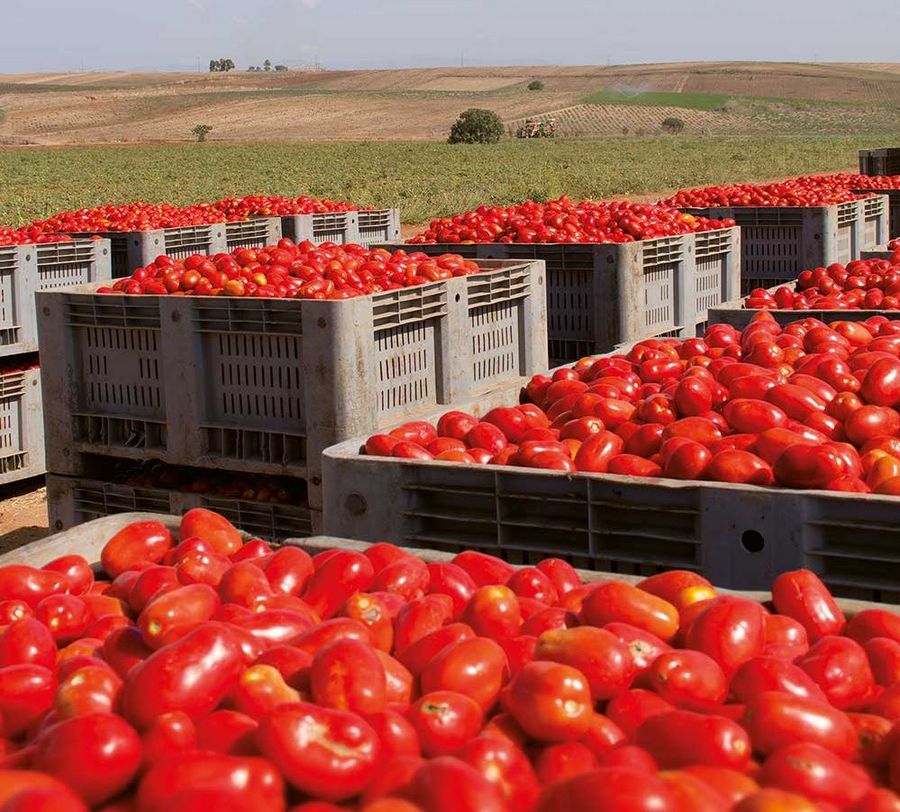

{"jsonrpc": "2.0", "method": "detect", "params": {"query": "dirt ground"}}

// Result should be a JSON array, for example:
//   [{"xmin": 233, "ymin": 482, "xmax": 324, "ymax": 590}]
[
  {"xmin": 0, "ymin": 479, "xmax": 50, "ymax": 556},
  {"xmin": 1, "ymin": 61, "xmax": 898, "ymax": 145}
]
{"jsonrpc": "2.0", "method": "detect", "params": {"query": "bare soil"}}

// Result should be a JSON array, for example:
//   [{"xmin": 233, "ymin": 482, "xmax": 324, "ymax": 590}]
[
  {"xmin": 0, "ymin": 479, "xmax": 50, "ymax": 556},
  {"xmin": 1, "ymin": 61, "xmax": 897, "ymax": 145}
]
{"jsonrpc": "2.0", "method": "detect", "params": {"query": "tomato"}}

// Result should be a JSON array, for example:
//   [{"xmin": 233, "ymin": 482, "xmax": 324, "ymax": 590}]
[
  {"xmin": 461, "ymin": 585, "xmax": 522, "ymax": 641},
  {"xmin": 121, "ymin": 622, "xmax": 244, "ymax": 728},
  {"xmin": 742, "ymin": 691, "xmax": 857, "ymax": 758},
  {"xmin": 100, "ymin": 521, "xmax": 173, "ymax": 578},
  {"xmin": 733, "ymin": 788, "xmax": 819, "ymax": 811},
  {"xmin": 847, "ymin": 610, "xmax": 900, "ymax": 645},
  {"xmin": 505, "ymin": 661, "xmax": 593, "ymax": 742},
  {"xmin": 535, "ymin": 627, "xmax": 635, "ymax": 701},
  {"xmin": 771, "ymin": 570, "xmax": 846, "ymax": 642},
  {"xmin": 730, "ymin": 657, "xmax": 827, "ymax": 704},
  {"xmin": 420, "ymin": 637, "xmax": 507, "ymax": 711},
  {"xmin": 257, "ymin": 702, "xmax": 380, "ymax": 801},
  {"xmin": 683, "ymin": 597, "xmax": 766, "ymax": 676},
  {"xmin": 637, "ymin": 710, "xmax": 751, "ymax": 770},
  {"xmin": 0, "ymin": 664, "xmax": 56, "ymax": 737},
  {"xmin": 54, "ymin": 663, "xmax": 121, "ymax": 719},
  {"xmin": 33, "ymin": 714, "xmax": 141, "ymax": 806},
  {"xmin": 659, "ymin": 770, "xmax": 732, "ymax": 811},
  {"xmin": 303, "ymin": 551, "xmax": 375, "ymax": 620},
  {"xmin": 605, "ymin": 622, "xmax": 672, "ymax": 674},
  {"xmin": 0, "ymin": 617, "xmax": 56, "ymax": 669},
  {"xmin": 606, "ymin": 687, "xmax": 676, "ymax": 740},
  {"xmin": 683, "ymin": 766, "xmax": 759, "ymax": 805},
  {"xmin": 534, "ymin": 767, "xmax": 679, "ymax": 812},
  {"xmin": 581, "ymin": 582, "xmax": 679, "ymax": 642},
  {"xmin": 795, "ymin": 636, "xmax": 876, "ymax": 710},
  {"xmin": 644, "ymin": 649, "xmax": 728, "ymax": 710},
  {"xmin": 459, "ymin": 735, "xmax": 540, "ymax": 809},
  {"xmin": 137, "ymin": 752, "xmax": 285, "ymax": 812},
  {"xmin": 410, "ymin": 756, "xmax": 506, "ymax": 812},
  {"xmin": 760, "ymin": 741, "xmax": 872, "ymax": 807},
  {"xmin": 408, "ymin": 690, "xmax": 483, "ymax": 756}
]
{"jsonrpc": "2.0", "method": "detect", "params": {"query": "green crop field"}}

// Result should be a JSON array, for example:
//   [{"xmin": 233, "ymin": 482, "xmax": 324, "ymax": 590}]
[{"xmin": 0, "ymin": 135, "xmax": 880, "ymax": 227}]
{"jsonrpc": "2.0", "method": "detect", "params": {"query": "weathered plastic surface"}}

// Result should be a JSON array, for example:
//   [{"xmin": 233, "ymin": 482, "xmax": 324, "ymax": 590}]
[
  {"xmin": 681, "ymin": 201, "xmax": 886, "ymax": 294},
  {"xmin": 37, "ymin": 259, "xmax": 547, "ymax": 508},
  {"xmin": 356, "ymin": 209, "xmax": 401, "ymax": 246},
  {"xmin": 281, "ymin": 212, "xmax": 359, "ymax": 245},
  {"xmin": 708, "ymin": 282, "xmax": 900, "ymax": 328},
  {"xmin": 854, "ymin": 188, "xmax": 899, "ymax": 241},
  {"xmin": 860, "ymin": 148, "xmax": 900, "ymax": 178},
  {"xmin": 71, "ymin": 226, "xmax": 228, "ymax": 278},
  {"xmin": 224, "ymin": 217, "xmax": 283, "ymax": 250},
  {"xmin": 46, "ymin": 474, "xmax": 319, "ymax": 541},
  {"xmin": 322, "ymin": 382, "xmax": 900, "ymax": 602},
  {"xmin": 862, "ymin": 247, "xmax": 895, "ymax": 260},
  {"xmin": 382, "ymin": 228, "xmax": 741, "ymax": 363},
  {"xmin": 0, "ymin": 239, "xmax": 111, "ymax": 357},
  {"xmin": 0, "ymin": 368, "xmax": 44, "ymax": 486},
  {"xmin": 2, "ymin": 512, "xmax": 892, "ymax": 615}
]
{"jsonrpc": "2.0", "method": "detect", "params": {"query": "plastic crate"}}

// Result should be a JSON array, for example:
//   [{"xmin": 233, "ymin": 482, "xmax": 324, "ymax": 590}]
[
  {"xmin": 37, "ymin": 259, "xmax": 547, "ymax": 509},
  {"xmin": 0, "ymin": 368, "xmax": 44, "ymax": 486},
  {"xmin": 281, "ymin": 212, "xmax": 360, "ymax": 245},
  {"xmin": 322, "ymin": 381, "xmax": 900, "ymax": 603},
  {"xmin": 860, "ymin": 148, "xmax": 900, "ymax": 177},
  {"xmin": 382, "ymin": 229, "xmax": 740, "ymax": 364},
  {"xmin": 708, "ymin": 283, "xmax": 900, "ymax": 329},
  {"xmin": 71, "ymin": 225, "xmax": 228, "ymax": 278},
  {"xmin": 862, "ymin": 247, "xmax": 895, "ymax": 260},
  {"xmin": 224, "ymin": 217, "xmax": 283, "ymax": 251},
  {"xmin": 356, "ymin": 209, "xmax": 401, "ymax": 247},
  {"xmin": 45, "ymin": 473, "xmax": 317, "ymax": 540},
  {"xmin": 682, "ymin": 203, "xmax": 863, "ymax": 295},
  {"xmin": 854, "ymin": 189, "xmax": 899, "ymax": 240},
  {"xmin": 0, "ymin": 239, "xmax": 111, "ymax": 357}
]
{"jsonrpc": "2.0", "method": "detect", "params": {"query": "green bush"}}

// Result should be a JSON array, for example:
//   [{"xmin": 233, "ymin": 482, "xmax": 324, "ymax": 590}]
[
  {"xmin": 661, "ymin": 117, "xmax": 686, "ymax": 134},
  {"xmin": 528, "ymin": 80, "xmax": 544, "ymax": 91},
  {"xmin": 192, "ymin": 124, "xmax": 213, "ymax": 143},
  {"xmin": 448, "ymin": 109, "xmax": 504, "ymax": 144}
]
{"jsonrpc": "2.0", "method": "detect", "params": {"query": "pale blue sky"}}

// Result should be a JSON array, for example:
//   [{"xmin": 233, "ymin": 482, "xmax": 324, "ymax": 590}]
[{"xmin": 1, "ymin": 0, "xmax": 898, "ymax": 73}]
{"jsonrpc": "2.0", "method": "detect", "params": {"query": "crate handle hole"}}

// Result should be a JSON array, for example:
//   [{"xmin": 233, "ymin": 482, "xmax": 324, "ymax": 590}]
[
  {"xmin": 346, "ymin": 492, "xmax": 367, "ymax": 516},
  {"xmin": 741, "ymin": 529, "xmax": 765, "ymax": 554}
]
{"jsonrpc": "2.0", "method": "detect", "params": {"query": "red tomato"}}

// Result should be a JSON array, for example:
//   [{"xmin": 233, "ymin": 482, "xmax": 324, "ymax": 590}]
[
  {"xmin": 504, "ymin": 661, "xmax": 593, "ymax": 742},
  {"xmin": 581, "ymin": 582, "xmax": 679, "ymax": 642},
  {"xmin": 760, "ymin": 741, "xmax": 872, "ymax": 807},
  {"xmin": 420, "ymin": 637, "xmax": 508, "ymax": 711},
  {"xmin": 534, "ymin": 767, "xmax": 679, "ymax": 812},
  {"xmin": 408, "ymin": 690, "xmax": 483, "ymax": 756},
  {"xmin": 257, "ymin": 702, "xmax": 380, "ymax": 801},
  {"xmin": 637, "ymin": 710, "xmax": 751, "ymax": 770}
]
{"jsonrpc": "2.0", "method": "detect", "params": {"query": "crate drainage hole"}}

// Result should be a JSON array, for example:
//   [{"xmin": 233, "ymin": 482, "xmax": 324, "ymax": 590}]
[{"xmin": 741, "ymin": 530, "xmax": 765, "ymax": 554}]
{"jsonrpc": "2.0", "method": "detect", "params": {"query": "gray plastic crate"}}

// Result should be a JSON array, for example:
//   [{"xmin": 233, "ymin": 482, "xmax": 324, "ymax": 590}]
[
  {"xmin": 71, "ymin": 225, "xmax": 228, "ymax": 278},
  {"xmin": 858, "ymin": 195, "xmax": 891, "ymax": 247},
  {"xmin": 46, "ymin": 473, "xmax": 317, "ymax": 540},
  {"xmin": 383, "ymin": 229, "xmax": 740, "ymax": 364},
  {"xmin": 0, "ymin": 368, "xmax": 44, "ymax": 486},
  {"xmin": 281, "ymin": 212, "xmax": 360, "ymax": 245},
  {"xmin": 854, "ymin": 189, "xmax": 899, "ymax": 240},
  {"xmin": 37, "ymin": 260, "xmax": 547, "ymax": 509},
  {"xmin": 682, "ymin": 203, "xmax": 862, "ymax": 295},
  {"xmin": 322, "ymin": 384, "xmax": 900, "ymax": 603},
  {"xmin": 0, "ymin": 239, "xmax": 111, "ymax": 357},
  {"xmin": 356, "ymin": 209, "xmax": 401, "ymax": 247},
  {"xmin": 224, "ymin": 217, "xmax": 283, "ymax": 251},
  {"xmin": 708, "ymin": 282, "xmax": 900, "ymax": 329},
  {"xmin": 860, "ymin": 148, "xmax": 900, "ymax": 177},
  {"xmin": 862, "ymin": 247, "xmax": 896, "ymax": 260}
]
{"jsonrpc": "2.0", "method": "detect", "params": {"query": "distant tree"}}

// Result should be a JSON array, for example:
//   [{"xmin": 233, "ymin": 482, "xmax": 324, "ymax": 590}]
[
  {"xmin": 223, "ymin": 58, "xmax": 235, "ymax": 72},
  {"xmin": 209, "ymin": 59, "xmax": 218, "ymax": 72},
  {"xmin": 275, "ymin": 64, "xmax": 289, "ymax": 72},
  {"xmin": 448, "ymin": 108, "xmax": 504, "ymax": 144},
  {"xmin": 661, "ymin": 116, "xmax": 685, "ymax": 134},
  {"xmin": 192, "ymin": 124, "xmax": 213, "ymax": 142},
  {"xmin": 263, "ymin": 59, "xmax": 272, "ymax": 72},
  {"xmin": 528, "ymin": 80, "xmax": 544, "ymax": 91}
]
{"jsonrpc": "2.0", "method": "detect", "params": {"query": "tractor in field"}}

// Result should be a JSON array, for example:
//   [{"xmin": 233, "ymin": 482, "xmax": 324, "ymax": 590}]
[{"xmin": 516, "ymin": 117, "xmax": 556, "ymax": 138}]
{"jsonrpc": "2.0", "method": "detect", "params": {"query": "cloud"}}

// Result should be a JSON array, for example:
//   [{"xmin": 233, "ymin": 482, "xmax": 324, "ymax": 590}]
[{"xmin": 297, "ymin": 0, "xmax": 320, "ymax": 7}]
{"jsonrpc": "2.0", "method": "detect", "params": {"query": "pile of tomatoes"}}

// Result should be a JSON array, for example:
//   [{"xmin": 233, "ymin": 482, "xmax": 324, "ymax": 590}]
[
  {"xmin": 408, "ymin": 197, "xmax": 733, "ymax": 244},
  {"xmin": 2, "ymin": 508, "xmax": 900, "ymax": 811},
  {"xmin": 209, "ymin": 195, "xmax": 364, "ymax": 218},
  {"xmin": 660, "ymin": 179, "xmax": 871, "ymax": 209},
  {"xmin": 745, "ymin": 260, "xmax": 900, "ymax": 311},
  {"xmin": 0, "ymin": 227, "xmax": 74, "ymax": 247},
  {"xmin": 25, "ymin": 203, "xmax": 236, "ymax": 235},
  {"xmin": 98, "ymin": 242, "xmax": 480, "ymax": 299},
  {"xmin": 367, "ymin": 317, "xmax": 900, "ymax": 495},
  {"xmin": 795, "ymin": 174, "xmax": 900, "ymax": 193}
]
